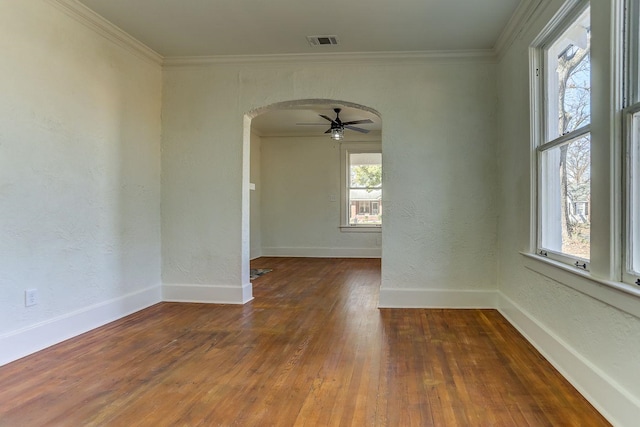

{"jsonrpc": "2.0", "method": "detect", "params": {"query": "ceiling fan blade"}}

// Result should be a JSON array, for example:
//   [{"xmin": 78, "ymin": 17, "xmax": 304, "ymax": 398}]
[
  {"xmin": 342, "ymin": 119, "xmax": 374, "ymax": 126},
  {"xmin": 324, "ymin": 128, "xmax": 332, "ymax": 134},
  {"xmin": 319, "ymin": 114, "xmax": 336, "ymax": 124},
  {"xmin": 345, "ymin": 125, "xmax": 370, "ymax": 134}
]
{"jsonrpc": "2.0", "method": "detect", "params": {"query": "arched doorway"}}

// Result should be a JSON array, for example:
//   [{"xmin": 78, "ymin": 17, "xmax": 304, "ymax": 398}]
[{"xmin": 241, "ymin": 99, "xmax": 382, "ymax": 293}]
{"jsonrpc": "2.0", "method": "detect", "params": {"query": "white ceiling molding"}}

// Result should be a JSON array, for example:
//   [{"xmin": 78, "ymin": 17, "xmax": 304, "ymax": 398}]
[
  {"xmin": 162, "ymin": 49, "xmax": 497, "ymax": 68},
  {"xmin": 493, "ymin": 0, "xmax": 549, "ymax": 59},
  {"xmin": 46, "ymin": 0, "xmax": 162, "ymax": 66}
]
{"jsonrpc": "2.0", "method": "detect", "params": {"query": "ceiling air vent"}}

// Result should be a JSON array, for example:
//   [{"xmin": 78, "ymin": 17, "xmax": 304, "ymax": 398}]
[{"xmin": 306, "ymin": 35, "xmax": 339, "ymax": 47}]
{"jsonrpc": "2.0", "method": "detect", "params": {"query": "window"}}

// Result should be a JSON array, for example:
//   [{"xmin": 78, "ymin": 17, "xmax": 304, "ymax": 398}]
[
  {"xmin": 535, "ymin": 2, "xmax": 591, "ymax": 267},
  {"xmin": 340, "ymin": 145, "xmax": 382, "ymax": 230},
  {"xmin": 529, "ymin": 0, "xmax": 640, "ymax": 298},
  {"xmin": 624, "ymin": 0, "xmax": 640, "ymax": 284}
]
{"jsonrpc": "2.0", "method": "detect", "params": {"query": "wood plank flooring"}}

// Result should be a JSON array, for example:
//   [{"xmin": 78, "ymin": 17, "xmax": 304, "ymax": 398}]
[{"xmin": 0, "ymin": 257, "xmax": 609, "ymax": 426}]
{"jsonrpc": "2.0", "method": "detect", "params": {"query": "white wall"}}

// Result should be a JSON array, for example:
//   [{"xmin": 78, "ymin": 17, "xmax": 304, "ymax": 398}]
[
  {"xmin": 0, "ymin": 0, "xmax": 163, "ymax": 365},
  {"xmin": 161, "ymin": 58, "xmax": 499, "ymax": 307},
  {"xmin": 496, "ymin": 0, "xmax": 640, "ymax": 425},
  {"xmin": 250, "ymin": 131, "xmax": 262, "ymax": 259},
  {"xmin": 259, "ymin": 135, "xmax": 381, "ymax": 258}
]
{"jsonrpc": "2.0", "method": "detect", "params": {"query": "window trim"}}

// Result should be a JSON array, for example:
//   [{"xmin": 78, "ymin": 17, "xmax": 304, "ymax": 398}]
[{"xmin": 339, "ymin": 143, "xmax": 382, "ymax": 232}]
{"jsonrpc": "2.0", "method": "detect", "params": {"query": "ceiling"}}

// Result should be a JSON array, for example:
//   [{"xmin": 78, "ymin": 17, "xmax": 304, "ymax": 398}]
[
  {"xmin": 75, "ymin": 0, "xmax": 522, "ymax": 137},
  {"xmin": 77, "ymin": 0, "xmax": 522, "ymax": 57},
  {"xmin": 251, "ymin": 106, "xmax": 381, "ymax": 138}
]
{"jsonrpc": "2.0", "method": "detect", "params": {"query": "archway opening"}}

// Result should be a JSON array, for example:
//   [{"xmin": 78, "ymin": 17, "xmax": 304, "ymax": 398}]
[{"xmin": 241, "ymin": 99, "xmax": 382, "ymax": 295}]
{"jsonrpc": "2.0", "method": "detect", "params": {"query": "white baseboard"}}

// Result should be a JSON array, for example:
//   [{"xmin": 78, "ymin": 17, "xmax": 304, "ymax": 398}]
[
  {"xmin": 250, "ymin": 248, "xmax": 262, "ymax": 260},
  {"xmin": 162, "ymin": 283, "xmax": 253, "ymax": 304},
  {"xmin": 378, "ymin": 288, "xmax": 497, "ymax": 308},
  {"xmin": 498, "ymin": 292, "xmax": 640, "ymax": 427},
  {"xmin": 0, "ymin": 285, "xmax": 162, "ymax": 367},
  {"xmin": 261, "ymin": 246, "xmax": 381, "ymax": 258}
]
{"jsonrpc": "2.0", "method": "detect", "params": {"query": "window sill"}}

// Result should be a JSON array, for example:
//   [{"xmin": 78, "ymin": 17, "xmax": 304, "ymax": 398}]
[
  {"xmin": 520, "ymin": 252, "xmax": 640, "ymax": 319},
  {"xmin": 340, "ymin": 225, "xmax": 381, "ymax": 233}
]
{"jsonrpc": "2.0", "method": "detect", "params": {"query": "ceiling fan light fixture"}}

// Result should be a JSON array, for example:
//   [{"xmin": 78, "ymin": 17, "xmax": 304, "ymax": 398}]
[{"xmin": 331, "ymin": 127, "xmax": 344, "ymax": 141}]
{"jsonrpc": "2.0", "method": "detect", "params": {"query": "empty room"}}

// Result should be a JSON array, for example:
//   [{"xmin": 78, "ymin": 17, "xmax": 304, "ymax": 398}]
[{"xmin": 1, "ymin": 0, "xmax": 639, "ymax": 425}]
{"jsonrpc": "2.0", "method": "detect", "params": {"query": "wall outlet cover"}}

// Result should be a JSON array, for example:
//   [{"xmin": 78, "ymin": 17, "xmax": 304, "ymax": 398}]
[{"xmin": 25, "ymin": 289, "xmax": 38, "ymax": 307}]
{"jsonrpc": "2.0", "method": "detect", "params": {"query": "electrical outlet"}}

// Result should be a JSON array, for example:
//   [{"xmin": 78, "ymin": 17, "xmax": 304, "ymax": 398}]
[{"xmin": 25, "ymin": 289, "xmax": 38, "ymax": 307}]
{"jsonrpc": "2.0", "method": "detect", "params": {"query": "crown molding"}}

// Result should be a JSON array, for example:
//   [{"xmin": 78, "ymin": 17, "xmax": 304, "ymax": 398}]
[
  {"xmin": 45, "ymin": 0, "xmax": 162, "ymax": 66},
  {"xmin": 162, "ymin": 49, "xmax": 497, "ymax": 67},
  {"xmin": 494, "ymin": 0, "xmax": 549, "ymax": 60},
  {"xmin": 45, "ymin": 0, "xmax": 535, "ymax": 68}
]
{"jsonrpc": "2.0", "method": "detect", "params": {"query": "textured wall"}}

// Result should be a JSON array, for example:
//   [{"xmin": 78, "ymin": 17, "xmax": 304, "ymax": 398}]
[
  {"xmin": 161, "ymin": 59, "xmax": 499, "ymax": 300},
  {"xmin": 259, "ymin": 135, "xmax": 381, "ymax": 256},
  {"xmin": 250, "ymin": 131, "xmax": 262, "ymax": 259},
  {"xmin": 0, "ymin": 1, "xmax": 162, "ymax": 338},
  {"xmin": 496, "ymin": 0, "xmax": 640, "ymax": 424}
]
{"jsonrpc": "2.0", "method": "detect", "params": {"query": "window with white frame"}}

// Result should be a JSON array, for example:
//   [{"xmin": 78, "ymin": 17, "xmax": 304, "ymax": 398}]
[
  {"xmin": 535, "ymin": 2, "xmax": 591, "ymax": 267},
  {"xmin": 340, "ymin": 145, "xmax": 382, "ymax": 229},
  {"xmin": 624, "ymin": 0, "xmax": 640, "ymax": 284}
]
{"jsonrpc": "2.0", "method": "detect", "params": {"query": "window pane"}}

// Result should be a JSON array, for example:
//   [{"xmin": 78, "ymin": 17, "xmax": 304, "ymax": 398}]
[
  {"xmin": 630, "ymin": 112, "xmax": 640, "ymax": 274},
  {"xmin": 349, "ymin": 189, "xmax": 382, "ymax": 225},
  {"xmin": 349, "ymin": 153, "xmax": 382, "ymax": 188},
  {"xmin": 545, "ymin": 7, "xmax": 591, "ymax": 141},
  {"xmin": 540, "ymin": 134, "xmax": 591, "ymax": 259}
]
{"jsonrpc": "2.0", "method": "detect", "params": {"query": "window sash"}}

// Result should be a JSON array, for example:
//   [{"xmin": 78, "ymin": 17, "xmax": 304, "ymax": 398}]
[
  {"xmin": 537, "ymin": 130, "xmax": 591, "ymax": 266},
  {"xmin": 623, "ymin": 103, "xmax": 640, "ymax": 283},
  {"xmin": 542, "ymin": 6, "xmax": 591, "ymax": 143}
]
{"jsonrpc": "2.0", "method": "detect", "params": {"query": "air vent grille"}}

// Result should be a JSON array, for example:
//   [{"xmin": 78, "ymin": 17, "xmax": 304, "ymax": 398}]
[{"xmin": 306, "ymin": 35, "xmax": 339, "ymax": 46}]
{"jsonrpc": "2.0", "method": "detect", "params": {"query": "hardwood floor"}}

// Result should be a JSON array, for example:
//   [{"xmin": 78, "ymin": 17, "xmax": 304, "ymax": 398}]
[{"xmin": 0, "ymin": 257, "xmax": 609, "ymax": 426}]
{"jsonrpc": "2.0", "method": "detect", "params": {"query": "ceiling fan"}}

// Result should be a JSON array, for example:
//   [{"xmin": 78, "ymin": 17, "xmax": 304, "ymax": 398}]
[{"xmin": 298, "ymin": 108, "xmax": 373, "ymax": 140}]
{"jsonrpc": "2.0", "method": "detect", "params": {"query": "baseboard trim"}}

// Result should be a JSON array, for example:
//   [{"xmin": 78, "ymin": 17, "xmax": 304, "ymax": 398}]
[
  {"xmin": 498, "ymin": 292, "xmax": 640, "ymax": 427},
  {"xmin": 378, "ymin": 288, "xmax": 497, "ymax": 308},
  {"xmin": 0, "ymin": 285, "xmax": 162, "ymax": 367},
  {"xmin": 261, "ymin": 247, "xmax": 381, "ymax": 258},
  {"xmin": 162, "ymin": 283, "xmax": 253, "ymax": 304}
]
